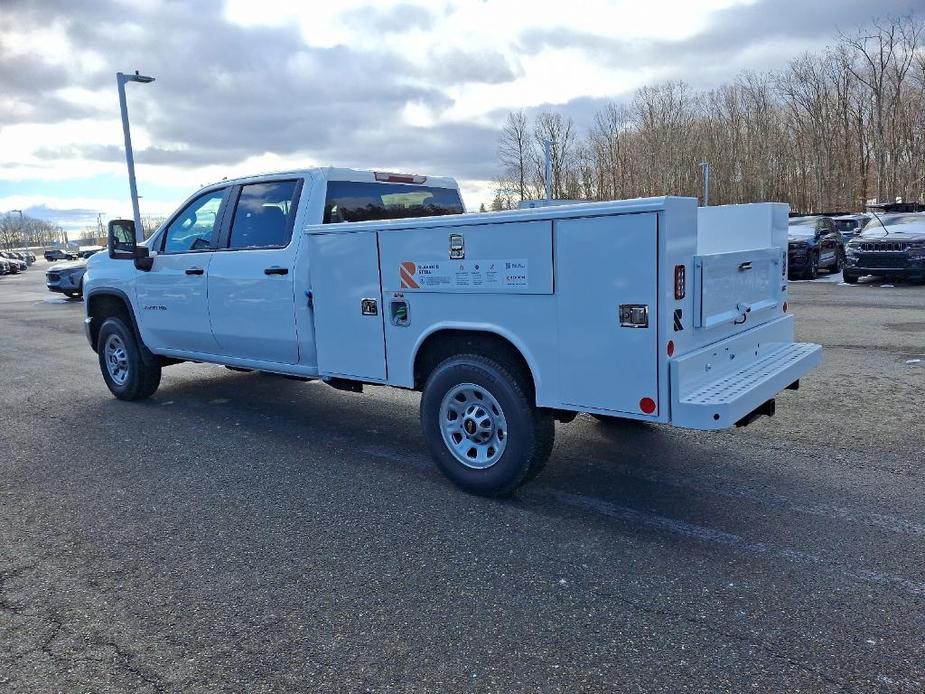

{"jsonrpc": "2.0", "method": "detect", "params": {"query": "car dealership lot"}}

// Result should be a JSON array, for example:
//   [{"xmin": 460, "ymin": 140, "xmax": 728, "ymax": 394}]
[{"xmin": 1, "ymin": 268, "xmax": 923, "ymax": 692}]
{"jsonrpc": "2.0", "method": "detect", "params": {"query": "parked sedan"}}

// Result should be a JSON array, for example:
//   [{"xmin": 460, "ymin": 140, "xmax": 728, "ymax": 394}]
[
  {"xmin": 787, "ymin": 215, "xmax": 844, "ymax": 279},
  {"xmin": 0, "ymin": 256, "xmax": 9, "ymax": 275},
  {"xmin": 0, "ymin": 251, "xmax": 27, "ymax": 274},
  {"xmin": 843, "ymin": 214, "xmax": 925, "ymax": 283},
  {"xmin": 45, "ymin": 258, "xmax": 88, "ymax": 298}
]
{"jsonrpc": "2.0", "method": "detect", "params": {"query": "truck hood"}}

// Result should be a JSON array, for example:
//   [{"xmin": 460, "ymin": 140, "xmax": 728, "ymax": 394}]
[{"xmin": 47, "ymin": 259, "xmax": 87, "ymax": 272}]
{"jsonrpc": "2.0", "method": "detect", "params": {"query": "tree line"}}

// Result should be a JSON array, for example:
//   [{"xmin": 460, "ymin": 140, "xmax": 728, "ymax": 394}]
[
  {"xmin": 494, "ymin": 15, "xmax": 924, "ymax": 213},
  {"xmin": 0, "ymin": 213, "xmax": 66, "ymax": 250}
]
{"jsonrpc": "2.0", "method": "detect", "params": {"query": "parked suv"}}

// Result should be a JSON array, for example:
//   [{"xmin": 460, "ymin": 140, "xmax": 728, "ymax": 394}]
[
  {"xmin": 844, "ymin": 213, "xmax": 925, "ymax": 283},
  {"xmin": 46, "ymin": 258, "xmax": 89, "ymax": 298},
  {"xmin": 44, "ymin": 248, "xmax": 76, "ymax": 261},
  {"xmin": 833, "ymin": 214, "xmax": 870, "ymax": 243},
  {"xmin": 0, "ymin": 256, "xmax": 9, "ymax": 275},
  {"xmin": 787, "ymin": 215, "xmax": 844, "ymax": 279}
]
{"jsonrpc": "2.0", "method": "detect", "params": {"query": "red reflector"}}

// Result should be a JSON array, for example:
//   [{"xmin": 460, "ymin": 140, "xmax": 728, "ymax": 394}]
[
  {"xmin": 667, "ymin": 340, "xmax": 675, "ymax": 357},
  {"xmin": 674, "ymin": 265, "xmax": 686, "ymax": 300},
  {"xmin": 783, "ymin": 301, "xmax": 788, "ymax": 313},
  {"xmin": 640, "ymin": 397, "xmax": 657, "ymax": 414},
  {"xmin": 374, "ymin": 171, "xmax": 427, "ymax": 184}
]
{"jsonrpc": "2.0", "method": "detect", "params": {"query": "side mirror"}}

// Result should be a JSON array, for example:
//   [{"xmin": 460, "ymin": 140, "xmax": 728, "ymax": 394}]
[
  {"xmin": 108, "ymin": 219, "xmax": 137, "ymax": 259},
  {"xmin": 108, "ymin": 219, "xmax": 153, "ymax": 271}
]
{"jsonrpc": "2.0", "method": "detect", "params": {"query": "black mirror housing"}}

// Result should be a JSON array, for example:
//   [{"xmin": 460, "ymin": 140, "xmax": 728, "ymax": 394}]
[{"xmin": 108, "ymin": 219, "xmax": 137, "ymax": 259}]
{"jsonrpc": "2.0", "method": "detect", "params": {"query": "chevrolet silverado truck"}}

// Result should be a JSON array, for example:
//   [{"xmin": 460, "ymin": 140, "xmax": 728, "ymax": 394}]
[{"xmin": 84, "ymin": 167, "xmax": 821, "ymax": 496}]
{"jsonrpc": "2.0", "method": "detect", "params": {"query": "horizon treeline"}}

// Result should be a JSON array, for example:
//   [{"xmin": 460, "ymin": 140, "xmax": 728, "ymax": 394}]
[{"xmin": 494, "ymin": 14, "xmax": 924, "ymax": 213}]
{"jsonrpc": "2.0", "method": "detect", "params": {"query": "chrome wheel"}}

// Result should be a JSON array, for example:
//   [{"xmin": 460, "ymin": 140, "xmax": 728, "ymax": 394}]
[
  {"xmin": 104, "ymin": 334, "xmax": 130, "ymax": 386},
  {"xmin": 439, "ymin": 383, "xmax": 508, "ymax": 469}
]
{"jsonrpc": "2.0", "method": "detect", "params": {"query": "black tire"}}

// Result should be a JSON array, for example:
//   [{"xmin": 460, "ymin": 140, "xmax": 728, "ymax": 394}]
[
  {"xmin": 805, "ymin": 253, "xmax": 819, "ymax": 280},
  {"xmin": 420, "ymin": 354, "xmax": 554, "ymax": 497},
  {"xmin": 97, "ymin": 317, "xmax": 161, "ymax": 401},
  {"xmin": 831, "ymin": 252, "xmax": 842, "ymax": 273},
  {"xmin": 843, "ymin": 271, "xmax": 860, "ymax": 284}
]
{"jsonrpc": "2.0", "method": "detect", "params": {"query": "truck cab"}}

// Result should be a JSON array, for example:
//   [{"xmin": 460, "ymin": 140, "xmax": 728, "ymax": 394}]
[{"xmin": 85, "ymin": 169, "xmax": 820, "ymax": 496}]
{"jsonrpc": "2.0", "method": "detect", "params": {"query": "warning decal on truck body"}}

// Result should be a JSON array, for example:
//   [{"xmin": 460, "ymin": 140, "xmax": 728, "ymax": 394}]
[{"xmin": 399, "ymin": 260, "xmax": 529, "ymax": 290}]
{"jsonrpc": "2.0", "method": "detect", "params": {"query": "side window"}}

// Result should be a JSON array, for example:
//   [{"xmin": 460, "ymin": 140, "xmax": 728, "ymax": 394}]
[
  {"xmin": 162, "ymin": 189, "xmax": 225, "ymax": 254},
  {"xmin": 227, "ymin": 180, "xmax": 299, "ymax": 250}
]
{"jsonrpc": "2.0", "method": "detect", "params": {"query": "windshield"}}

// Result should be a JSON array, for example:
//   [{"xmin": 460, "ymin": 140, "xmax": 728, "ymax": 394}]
[
  {"xmin": 323, "ymin": 181, "xmax": 464, "ymax": 223},
  {"xmin": 858, "ymin": 214, "xmax": 925, "ymax": 238},
  {"xmin": 834, "ymin": 219, "xmax": 859, "ymax": 231},
  {"xmin": 788, "ymin": 217, "xmax": 817, "ymax": 237},
  {"xmin": 862, "ymin": 214, "xmax": 924, "ymax": 231}
]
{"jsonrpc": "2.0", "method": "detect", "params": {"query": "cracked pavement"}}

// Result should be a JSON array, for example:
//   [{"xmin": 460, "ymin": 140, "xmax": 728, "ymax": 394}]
[{"xmin": 1, "ymin": 264, "xmax": 924, "ymax": 692}]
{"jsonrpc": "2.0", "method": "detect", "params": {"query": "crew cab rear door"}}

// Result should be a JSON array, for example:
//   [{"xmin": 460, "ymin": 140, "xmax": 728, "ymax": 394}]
[{"xmin": 207, "ymin": 179, "xmax": 303, "ymax": 364}]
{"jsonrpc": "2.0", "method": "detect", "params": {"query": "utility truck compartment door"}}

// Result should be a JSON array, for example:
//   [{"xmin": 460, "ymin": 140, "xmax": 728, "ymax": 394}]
[
  {"xmin": 555, "ymin": 213, "xmax": 659, "ymax": 415},
  {"xmin": 693, "ymin": 248, "xmax": 783, "ymax": 329},
  {"xmin": 378, "ymin": 220, "xmax": 553, "ymax": 294},
  {"xmin": 308, "ymin": 232, "xmax": 387, "ymax": 382}
]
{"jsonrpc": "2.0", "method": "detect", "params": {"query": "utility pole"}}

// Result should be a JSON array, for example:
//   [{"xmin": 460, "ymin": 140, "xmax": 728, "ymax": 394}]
[
  {"xmin": 699, "ymin": 161, "xmax": 711, "ymax": 206},
  {"xmin": 544, "ymin": 139, "xmax": 554, "ymax": 201},
  {"xmin": 116, "ymin": 70, "xmax": 155, "ymax": 244}
]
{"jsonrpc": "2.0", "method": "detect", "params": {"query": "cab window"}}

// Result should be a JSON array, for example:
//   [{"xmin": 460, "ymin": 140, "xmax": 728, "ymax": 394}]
[
  {"xmin": 227, "ymin": 180, "xmax": 300, "ymax": 250},
  {"xmin": 162, "ymin": 189, "xmax": 225, "ymax": 254}
]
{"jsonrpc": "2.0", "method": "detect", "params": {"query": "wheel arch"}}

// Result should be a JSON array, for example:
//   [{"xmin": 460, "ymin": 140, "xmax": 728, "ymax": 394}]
[
  {"xmin": 411, "ymin": 326, "xmax": 542, "ymax": 402},
  {"xmin": 85, "ymin": 289, "xmax": 144, "ymax": 355}
]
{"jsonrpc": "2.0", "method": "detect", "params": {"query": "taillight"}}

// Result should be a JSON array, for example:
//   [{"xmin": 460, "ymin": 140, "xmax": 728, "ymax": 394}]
[
  {"xmin": 674, "ymin": 265, "xmax": 686, "ymax": 300},
  {"xmin": 667, "ymin": 340, "xmax": 675, "ymax": 357},
  {"xmin": 374, "ymin": 172, "xmax": 427, "ymax": 184}
]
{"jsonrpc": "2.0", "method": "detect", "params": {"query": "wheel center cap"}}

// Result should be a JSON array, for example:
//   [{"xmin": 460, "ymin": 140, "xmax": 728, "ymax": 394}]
[{"xmin": 464, "ymin": 418, "xmax": 477, "ymax": 436}]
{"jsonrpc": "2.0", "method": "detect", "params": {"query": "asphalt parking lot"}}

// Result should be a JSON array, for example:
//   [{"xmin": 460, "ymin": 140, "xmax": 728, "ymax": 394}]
[{"xmin": 1, "ymin": 263, "xmax": 923, "ymax": 693}]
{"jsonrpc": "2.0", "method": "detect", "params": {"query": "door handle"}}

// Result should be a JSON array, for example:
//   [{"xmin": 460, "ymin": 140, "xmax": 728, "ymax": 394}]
[
  {"xmin": 185, "ymin": 267, "xmax": 204, "ymax": 275},
  {"xmin": 264, "ymin": 267, "xmax": 289, "ymax": 276}
]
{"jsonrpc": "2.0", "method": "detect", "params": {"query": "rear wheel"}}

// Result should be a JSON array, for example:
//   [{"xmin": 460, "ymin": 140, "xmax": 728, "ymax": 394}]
[
  {"xmin": 97, "ymin": 317, "xmax": 161, "ymax": 400},
  {"xmin": 804, "ymin": 253, "xmax": 819, "ymax": 280},
  {"xmin": 420, "ymin": 354, "xmax": 554, "ymax": 497}
]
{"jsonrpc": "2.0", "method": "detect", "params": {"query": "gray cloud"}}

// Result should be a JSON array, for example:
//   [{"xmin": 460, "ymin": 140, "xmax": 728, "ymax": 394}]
[
  {"xmin": 519, "ymin": 0, "xmax": 924, "ymax": 80},
  {"xmin": 340, "ymin": 3, "xmax": 435, "ymax": 34},
  {"xmin": 430, "ymin": 49, "xmax": 522, "ymax": 85},
  {"xmin": 3, "ymin": 0, "xmax": 514, "ymax": 181}
]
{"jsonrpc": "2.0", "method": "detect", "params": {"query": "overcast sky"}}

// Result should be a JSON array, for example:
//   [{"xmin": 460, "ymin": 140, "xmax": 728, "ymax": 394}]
[{"xmin": 0, "ymin": 0, "xmax": 920, "ymax": 233}]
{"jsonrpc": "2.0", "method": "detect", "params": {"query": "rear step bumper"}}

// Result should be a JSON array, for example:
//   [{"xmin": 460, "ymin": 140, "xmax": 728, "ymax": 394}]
[{"xmin": 670, "ymin": 320, "xmax": 821, "ymax": 430}]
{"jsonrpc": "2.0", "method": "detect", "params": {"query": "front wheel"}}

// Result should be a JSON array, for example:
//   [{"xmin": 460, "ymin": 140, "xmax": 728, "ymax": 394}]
[
  {"xmin": 843, "ymin": 271, "xmax": 860, "ymax": 284},
  {"xmin": 805, "ymin": 253, "xmax": 819, "ymax": 280},
  {"xmin": 97, "ymin": 318, "xmax": 161, "ymax": 400},
  {"xmin": 420, "ymin": 354, "xmax": 554, "ymax": 497}
]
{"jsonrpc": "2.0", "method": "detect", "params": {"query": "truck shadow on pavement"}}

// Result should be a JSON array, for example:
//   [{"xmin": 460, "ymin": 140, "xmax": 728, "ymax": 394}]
[{"xmin": 110, "ymin": 368, "xmax": 765, "ymax": 531}]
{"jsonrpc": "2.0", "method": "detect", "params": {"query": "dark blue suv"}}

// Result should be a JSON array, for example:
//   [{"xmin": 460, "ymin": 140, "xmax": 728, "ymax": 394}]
[{"xmin": 787, "ymin": 216, "xmax": 844, "ymax": 280}]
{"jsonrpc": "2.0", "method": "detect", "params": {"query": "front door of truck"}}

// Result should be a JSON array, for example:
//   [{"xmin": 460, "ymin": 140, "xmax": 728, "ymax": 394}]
[
  {"xmin": 207, "ymin": 179, "xmax": 302, "ymax": 364},
  {"xmin": 135, "ymin": 188, "xmax": 228, "ymax": 354}
]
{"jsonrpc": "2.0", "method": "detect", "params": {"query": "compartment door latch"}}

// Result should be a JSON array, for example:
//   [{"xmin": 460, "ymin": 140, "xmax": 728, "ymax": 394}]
[{"xmin": 619, "ymin": 304, "xmax": 649, "ymax": 328}]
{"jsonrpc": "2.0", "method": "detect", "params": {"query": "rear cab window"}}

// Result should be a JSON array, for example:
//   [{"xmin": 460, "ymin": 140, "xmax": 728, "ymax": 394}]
[
  {"xmin": 323, "ymin": 181, "xmax": 464, "ymax": 224},
  {"xmin": 226, "ymin": 180, "xmax": 302, "ymax": 250}
]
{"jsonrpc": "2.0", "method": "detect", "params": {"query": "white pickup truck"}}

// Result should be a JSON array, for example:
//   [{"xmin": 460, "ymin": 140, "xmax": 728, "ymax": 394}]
[{"xmin": 85, "ymin": 167, "xmax": 821, "ymax": 496}]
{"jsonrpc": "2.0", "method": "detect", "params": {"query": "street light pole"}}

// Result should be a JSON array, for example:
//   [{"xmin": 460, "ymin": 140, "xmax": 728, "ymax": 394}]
[
  {"xmin": 699, "ymin": 161, "xmax": 711, "ymax": 206},
  {"xmin": 116, "ymin": 70, "xmax": 155, "ymax": 244}
]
